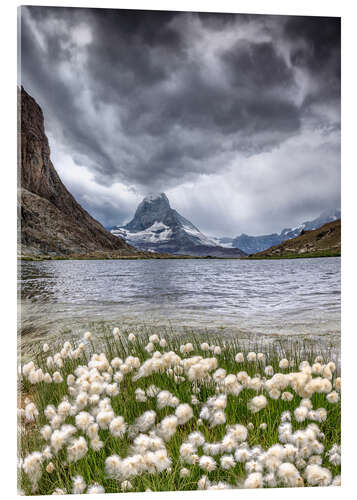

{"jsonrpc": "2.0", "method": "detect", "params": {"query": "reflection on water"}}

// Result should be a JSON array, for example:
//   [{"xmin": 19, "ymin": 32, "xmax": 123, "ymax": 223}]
[{"xmin": 19, "ymin": 257, "xmax": 340, "ymax": 349}]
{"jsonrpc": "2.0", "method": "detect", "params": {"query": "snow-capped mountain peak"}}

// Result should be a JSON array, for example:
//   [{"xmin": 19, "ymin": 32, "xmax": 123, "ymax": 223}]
[{"xmin": 111, "ymin": 193, "xmax": 246, "ymax": 257}]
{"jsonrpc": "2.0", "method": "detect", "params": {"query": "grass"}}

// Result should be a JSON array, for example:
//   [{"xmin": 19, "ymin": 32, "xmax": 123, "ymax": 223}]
[
  {"xmin": 18, "ymin": 326, "xmax": 341, "ymax": 494},
  {"xmin": 247, "ymin": 251, "xmax": 341, "ymax": 260}
]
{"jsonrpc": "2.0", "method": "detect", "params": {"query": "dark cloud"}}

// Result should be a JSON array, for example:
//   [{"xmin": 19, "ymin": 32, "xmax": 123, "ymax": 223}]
[{"xmin": 20, "ymin": 7, "xmax": 340, "ymax": 234}]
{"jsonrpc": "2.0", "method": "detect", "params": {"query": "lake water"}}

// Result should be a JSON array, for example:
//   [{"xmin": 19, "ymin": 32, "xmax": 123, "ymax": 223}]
[{"xmin": 19, "ymin": 257, "xmax": 341, "ymax": 350}]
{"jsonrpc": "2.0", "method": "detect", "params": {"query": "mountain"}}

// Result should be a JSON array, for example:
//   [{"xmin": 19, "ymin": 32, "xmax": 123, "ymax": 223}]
[
  {"xmin": 250, "ymin": 219, "xmax": 341, "ymax": 258},
  {"xmin": 216, "ymin": 209, "xmax": 341, "ymax": 255},
  {"xmin": 111, "ymin": 193, "xmax": 246, "ymax": 257},
  {"xmin": 19, "ymin": 87, "xmax": 144, "ymax": 259}
]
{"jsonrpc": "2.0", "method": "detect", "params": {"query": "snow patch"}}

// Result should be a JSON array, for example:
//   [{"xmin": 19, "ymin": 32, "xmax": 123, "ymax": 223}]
[
  {"xmin": 211, "ymin": 237, "xmax": 234, "ymax": 248},
  {"xmin": 182, "ymin": 225, "xmax": 217, "ymax": 246},
  {"xmin": 112, "ymin": 221, "xmax": 172, "ymax": 244}
]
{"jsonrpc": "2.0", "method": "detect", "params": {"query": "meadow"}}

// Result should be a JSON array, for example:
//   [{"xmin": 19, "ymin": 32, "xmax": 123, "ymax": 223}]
[{"xmin": 18, "ymin": 326, "xmax": 341, "ymax": 494}]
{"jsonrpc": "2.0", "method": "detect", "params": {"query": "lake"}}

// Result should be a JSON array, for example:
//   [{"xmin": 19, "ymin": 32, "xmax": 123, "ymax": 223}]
[{"xmin": 19, "ymin": 257, "xmax": 341, "ymax": 351}]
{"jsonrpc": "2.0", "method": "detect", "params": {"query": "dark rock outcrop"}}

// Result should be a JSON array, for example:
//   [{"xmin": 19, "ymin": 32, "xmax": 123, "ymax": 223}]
[{"xmin": 18, "ymin": 87, "xmax": 140, "ymax": 258}]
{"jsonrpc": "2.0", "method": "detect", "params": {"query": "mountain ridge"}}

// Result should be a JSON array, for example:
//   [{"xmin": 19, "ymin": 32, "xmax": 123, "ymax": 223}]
[{"xmin": 215, "ymin": 208, "xmax": 341, "ymax": 254}]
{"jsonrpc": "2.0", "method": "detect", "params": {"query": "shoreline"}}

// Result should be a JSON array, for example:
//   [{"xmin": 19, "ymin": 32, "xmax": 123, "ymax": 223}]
[{"xmin": 19, "ymin": 253, "xmax": 341, "ymax": 262}]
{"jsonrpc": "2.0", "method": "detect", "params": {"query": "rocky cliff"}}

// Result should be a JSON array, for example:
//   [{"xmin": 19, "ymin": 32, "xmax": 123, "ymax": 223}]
[{"xmin": 19, "ymin": 87, "xmax": 141, "ymax": 258}]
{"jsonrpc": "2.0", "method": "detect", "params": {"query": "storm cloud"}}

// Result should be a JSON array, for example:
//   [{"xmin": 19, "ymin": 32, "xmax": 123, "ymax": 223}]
[{"xmin": 19, "ymin": 7, "xmax": 340, "ymax": 235}]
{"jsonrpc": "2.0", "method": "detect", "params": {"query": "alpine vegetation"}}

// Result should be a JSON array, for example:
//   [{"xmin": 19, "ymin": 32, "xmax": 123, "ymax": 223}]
[{"xmin": 18, "ymin": 328, "xmax": 341, "ymax": 494}]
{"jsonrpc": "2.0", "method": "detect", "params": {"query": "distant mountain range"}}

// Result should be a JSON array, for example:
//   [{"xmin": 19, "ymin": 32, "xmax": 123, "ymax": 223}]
[
  {"xmin": 110, "ymin": 194, "xmax": 341, "ymax": 257},
  {"xmin": 214, "ymin": 208, "xmax": 341, "ymax": 255},
  {"xmin": 110, "ymin": 193, "xmax": 246, "ymax": 257}
]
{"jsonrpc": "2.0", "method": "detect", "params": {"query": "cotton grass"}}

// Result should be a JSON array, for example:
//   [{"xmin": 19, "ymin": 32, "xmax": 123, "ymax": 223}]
[{"xmin": 18, "ymin": 328, "xmax": 340, "ymax": 495}]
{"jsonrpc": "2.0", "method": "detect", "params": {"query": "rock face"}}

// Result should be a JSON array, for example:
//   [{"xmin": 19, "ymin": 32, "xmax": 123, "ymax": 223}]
[
  {"xmin": 216, "ymin": 209, "xmax": 341, "ymax": 254},
  {"xmin": 19, "ymin": 87, "xmax": 140, "ymax": 258},
  {"xmin": 251, "ymin": 219, "xmax": 341, "ymax": 258},
  {"xmin": 111, "ymin": 193, "xmax": 246, "ymax": 257}
]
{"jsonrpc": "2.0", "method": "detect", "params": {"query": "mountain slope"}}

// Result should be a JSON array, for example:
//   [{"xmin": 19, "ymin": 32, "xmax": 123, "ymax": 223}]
[
  {"xmin": 111, "ymin": 193, "xmax": 246, "ymax": 257},
  {"xmin": 250, "ymin": 219, "xmax": 341, "ymax": 258},
  {"xmin": 19, "ymin": 87, "xmax": 141, "ymax": 258},
  {"xmin": 217, "ymin": 209, "xmax": 341, "ymax": 254}
]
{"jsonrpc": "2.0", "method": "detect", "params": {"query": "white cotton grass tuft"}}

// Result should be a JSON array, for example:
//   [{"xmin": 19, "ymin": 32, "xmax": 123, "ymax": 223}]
[
  {"xmin": 220, "ymin": 454, "xmax": 235, "ymax": 469},
  {"xmin": 279, "ymin": 358, "xmax": 289, "ymax": 370},
  {"xmin": 158, "ymin": 415, "xmax": 178, "ymax": 441},
  {"xmin": 180, "ymin": 343, "xmax": 194, "ymax": 354},
  {"xmin": 305, "ymin": 464, "xmax": 332, "ymax": 486},
  {"xmin": 175, "ymin": 404, "xmax": 193, "ymax": 425},
  {"xmin": 109, "ymin": 416, "xmax": 127, "ymax": 438},
  {"xmin": 248, "ymin": 395, "xmax": 267, "ymax": 413},
  {"xmin": 25, "ymin": 402, "xmax": 39, "ymax": 422},
  {"xmin": 121, "ymin": 480, "xmax": 133, "ymax": 491},
  {"xmin": 244, "ymin": 472, "xmax": 263, "ymax": 488},
  {"xmin": 235, "ymin": 352, "xmax": 244, "ymax": 363},
  {"xmin": 294, "ymin": 405, "xmax": 309, "ymax": 422},
  {"xmin": 199, "ymin": 455, "xmax": 217, "ymax": 472},
  {"xmin": 75, "ymin": 411, "xmax": 94, "ymax": 432},
  {"xmin": 197, "ymin": 475, "xmax": 210, "ymax": 490},
  {"xmin": 135, "ymin": 388, "xmax": 147, "ymax": 402},
  {"xmin": 157, "ymin": 390, "xmax": 177, "ymax": 409},
  {"xmin": 87, "ymin": 483, "xmax": 105, "ymax": 494},
  {"xmin": 52, "ymin": 487, "xmax": 66, "ymax": 494},
  {"xmin": 67, "ymin": 436, "xmax": 88, "ymax": 462},
  {"xmin": 327, "ymin": 391, "xmax": 339, "ymax": 403},
  {"xmin": 187, "ymin": 431, "xmax": 205, "ymax": 447},
  {"xmin": 180, "ymin": 467, "xmax": 190, "ymax": 478},
  {"xmin": 265, "ymin": 365, "xmax": 274, "ymax": 376},
  {"xmin": 22, "ymin": 451, "xmax": 44, "ymax": 492},
  {"xmin": 84, "ymin": 331, "xmax": 92, "ymax": 341},
  {"xmin": 277, "ymin": 462, "xmax": 302, "ymax": 487},
  {"xmin": 281, "ymin": 391, "xmax": 294, "ymax": 401},
  {"xmin": 46, "ymin": 462, "xmax": 55, "ymax": 473},
  {"xmin": 149, "ymin": 334, "xmax": 159, "ymax": 344},
  {"xmin": 72, "ymin": 475, "xmax": 86, "ymax": 494}
]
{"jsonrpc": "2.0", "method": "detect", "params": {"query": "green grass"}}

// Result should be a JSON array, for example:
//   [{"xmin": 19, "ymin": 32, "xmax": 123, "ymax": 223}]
[{"xmin": 18, "ymin": 327, "xmax": 341, "ymax": 494}]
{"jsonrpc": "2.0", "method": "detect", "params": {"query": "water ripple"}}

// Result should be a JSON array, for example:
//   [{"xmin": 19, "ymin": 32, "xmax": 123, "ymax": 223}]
[{"xmin": 19, "ymin": 257, "xmax": 340, "ymax": 339}]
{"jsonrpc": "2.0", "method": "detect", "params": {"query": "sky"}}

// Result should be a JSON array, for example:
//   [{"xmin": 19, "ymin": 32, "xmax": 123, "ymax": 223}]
[{"xmin": 20, "ymin": 7, "xmax": 340, "ymax": 237}]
